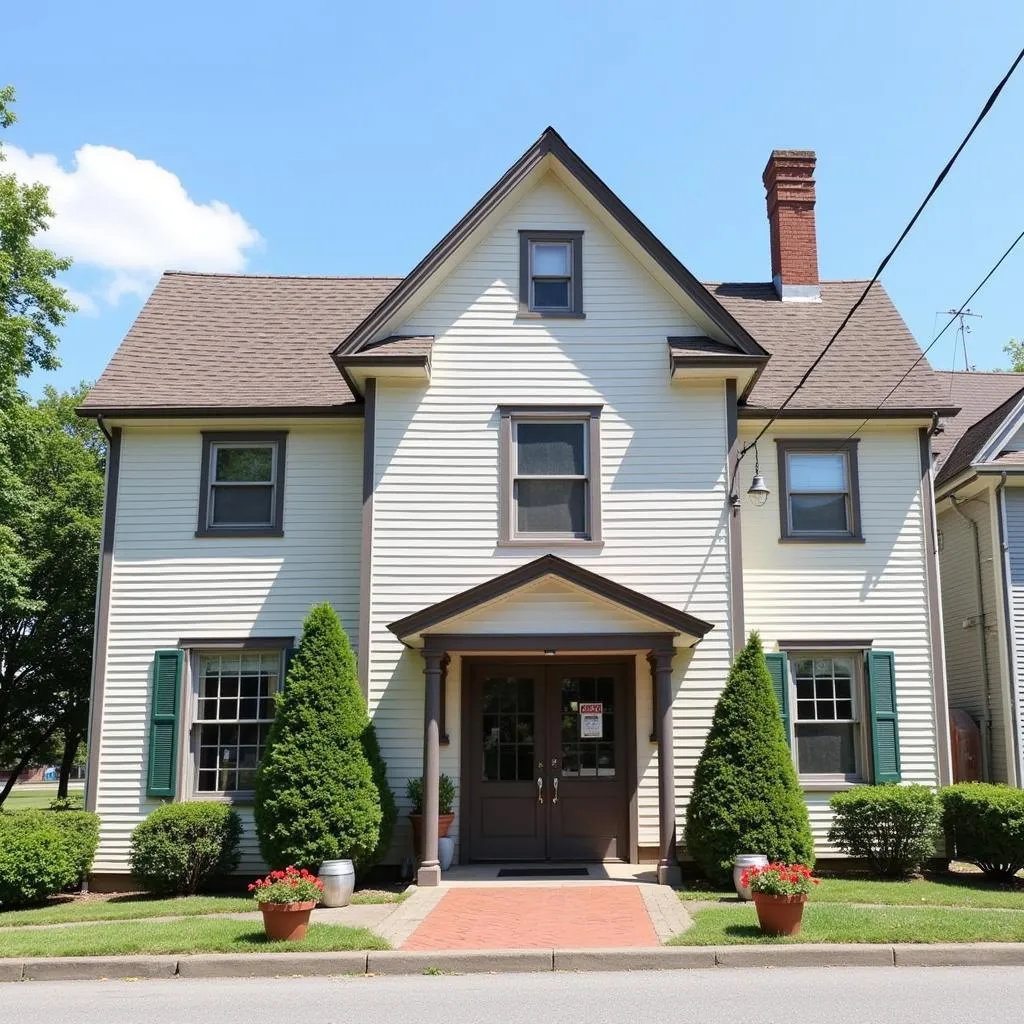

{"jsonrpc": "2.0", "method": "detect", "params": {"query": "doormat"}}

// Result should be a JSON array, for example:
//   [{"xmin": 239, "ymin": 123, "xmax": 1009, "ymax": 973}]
[{"xmin": 496, "ymin": 867, "xmax": 590, "ymax": 878}]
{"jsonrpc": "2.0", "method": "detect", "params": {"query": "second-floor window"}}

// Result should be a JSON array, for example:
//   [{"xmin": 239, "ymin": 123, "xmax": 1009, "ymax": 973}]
[
  {"xmin": 198, "ymin": 431, "xmax": 287, "ymax": 537},
  {"xmin": 518, "ymin": 230, "xmax": 584, "ymax": 317},
  {"xmin": 776, "ymin": 440, "xmax": 862, "ymax": 541}
]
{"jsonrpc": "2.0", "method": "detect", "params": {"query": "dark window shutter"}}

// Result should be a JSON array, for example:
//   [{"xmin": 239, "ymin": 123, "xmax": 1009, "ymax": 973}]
[
  {"xmin": 282, "ymin": 647, "xmax": 298, "ymax": 690},
  {"xmin": 866, "ymin": 649, "xmax": 901, "ymax": 783},
  {"xmin": 147, "ymin": 649, "xmax": 183, "ymax": 798},
  {"xmin": 764, "ymin": 652, "xmax": 792, "ymax": 749}
]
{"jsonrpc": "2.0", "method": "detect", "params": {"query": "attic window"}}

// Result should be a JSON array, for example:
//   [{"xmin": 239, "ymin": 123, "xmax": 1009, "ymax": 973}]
[{"xmin": 518, "ymin": 231, "xmax": 584, "ymax": 318}]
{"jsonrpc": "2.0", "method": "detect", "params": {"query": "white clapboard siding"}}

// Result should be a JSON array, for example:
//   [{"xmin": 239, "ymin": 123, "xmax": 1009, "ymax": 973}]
[
  {"xmin": 367, "ymin": 172, "xmax": 735, "ymax": 856},
  {"xmin": 1001, "ymin": 488, "xmax": 1024, "ymax": 781},
  {"xmin": 95, "ymin": 422, "xmax": 363, "ymax": 872},
  {"xmin": 937, "ymin": 495, "xmax": 1011, "ymax": 783},
  {"xmin": 740, "ymin": 422, "xmax": 938, "ymax": 852}
]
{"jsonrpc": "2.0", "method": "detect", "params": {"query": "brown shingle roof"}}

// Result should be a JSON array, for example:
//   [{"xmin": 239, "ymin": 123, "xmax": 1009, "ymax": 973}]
[
  {"xmin": 79, "ymin": 272, "xmax": 402, "ymax": 415},
  {"xmin": 710, "ymin": 281, "xmax": 954, "ymax": 414},
  {"xmin": 82, "ymin": 273, "xmax": 955, "ymax": 419},
  {"xmin": 932, "ymin": 371, "xmax": 1024, "ymax": 487}
]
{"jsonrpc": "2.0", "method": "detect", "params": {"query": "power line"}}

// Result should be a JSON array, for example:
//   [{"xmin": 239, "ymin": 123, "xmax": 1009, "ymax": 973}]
[
  {"xmin": 740, "ymin": 43, "xmax": 1024, "ymax": 459},
  {"xmin": 841, "ymin": 226, "xmax": 1024, "ymax": 442}
]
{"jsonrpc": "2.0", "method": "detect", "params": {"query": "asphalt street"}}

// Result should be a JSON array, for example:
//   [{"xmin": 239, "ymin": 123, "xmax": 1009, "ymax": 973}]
[{"xmin": 4, "ymin": 967, "xmax": 1024, "ymax": 1024}]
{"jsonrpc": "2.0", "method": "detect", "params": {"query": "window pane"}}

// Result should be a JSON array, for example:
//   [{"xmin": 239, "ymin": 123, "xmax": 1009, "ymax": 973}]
[
  {"xmin": 790, "ymin": 493, "xmax": 848, "ymax": 533},
  {"xmin": 796, "ymin": 723, "xmax": 857, "ymax": 775},
  {"xmin": 516, "ymin": 479, "xmax": 586, "ymax": 534},
  {"xmin": 215, "ymin": 446, "xmax": 273, "ymax": 482},
  {"xmin": 212, "ymin": 484, "xmax": 274, "ymax": 525},
  {"xmin": 532, "ymin": 278, "xmax": 570, "ymax": 309},
  {"xmin": 532, "ymin": 242, "xmax": 570, "ymax": 276},
  {"xmin": 788, "ymin": 452, "xmax": 847, "ymax": 492},
  {"xmin": 516, "ymin": 422, "xmax": 585, "ymax": 476}
]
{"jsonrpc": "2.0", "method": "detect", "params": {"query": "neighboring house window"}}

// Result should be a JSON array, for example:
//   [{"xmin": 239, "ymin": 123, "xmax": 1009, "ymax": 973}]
[
  {"xmin": 498, "ymin": 406, "xmax": 602, "ymax": 545},
  {"xmin": 518, "ymin": 230, "xmax": 584, "ymax": 317},
  {"xmin": 197, "ymin": 431, "xmax": 287, "ymax": 537},
  {"xmin": 791, "ymin": 653, "xmax": 864, "ymax": 782},
  {"xmin": 193, "ymin": 651, "xmax": 280, "ymax": 795},
  {"xmin": 776, "ymin": 439, "xmax": 862, "ymax": 541}
]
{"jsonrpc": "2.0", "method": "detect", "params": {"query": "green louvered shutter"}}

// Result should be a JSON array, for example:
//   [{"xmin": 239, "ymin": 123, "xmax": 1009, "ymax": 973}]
[
  {"xmin": 764, "ymin": 652, "xmax": 792, "ymax": 749},
  {"xmin": 866, "ymin": 649, "xmax": 901, "ymax": 783},
  {"xmin": 146, "ymin": 649, "xmax": 183, "ymax": 797}
]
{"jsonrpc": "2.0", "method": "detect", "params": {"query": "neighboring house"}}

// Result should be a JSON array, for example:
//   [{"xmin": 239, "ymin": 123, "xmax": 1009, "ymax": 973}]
[
  {"xmin": 79, "ymin": 129, "xmax": 956, "ymax": 888},
  {"xmin": 932, "ymin": 370, "xmax": 1024, "ymax": 787}
]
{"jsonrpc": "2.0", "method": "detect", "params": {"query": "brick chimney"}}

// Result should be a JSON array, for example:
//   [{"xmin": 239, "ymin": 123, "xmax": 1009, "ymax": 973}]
[{"xmin": 763, "ymin": 150, "xmax": 820, "ymax": 301}]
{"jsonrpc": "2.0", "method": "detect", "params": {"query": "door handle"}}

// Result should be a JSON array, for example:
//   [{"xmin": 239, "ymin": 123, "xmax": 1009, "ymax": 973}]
[
  {"xmin": 552, "ymin": 777, "xmax": 559, "ymax": 805},
  {"xmin": 537, "ymin": 776, "xmax": 544, "ymax": 804}
]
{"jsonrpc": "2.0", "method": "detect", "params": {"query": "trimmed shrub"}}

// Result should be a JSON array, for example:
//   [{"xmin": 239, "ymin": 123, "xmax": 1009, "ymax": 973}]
[
  {"xmin": 129, "ymin": 802, "xmax": 242, "ymax": 895},
  {"xmin": 941, "ymin": 782, "xmax": 1024, "ymax": 881},
  {"xmin": 0, "ymin": 810, "xmax": 100, "ymax": 908},
  {"xmin": 254, "ymin": 603, "xmax": 386, "ymax": 873},
  {"xmin": 407, "ymin": 774, "xmax": 456, "ymax": 815},
  {"xmin": 361, "ymin": 718, "xmax": 397, "ymax": 868},
  {"xmin": 828, "ymin": 784, "xmax": 941, "ymax": 877},
  {"xmin": 684, "ymin": 632, "xmax": 815, "ymax": 886}
]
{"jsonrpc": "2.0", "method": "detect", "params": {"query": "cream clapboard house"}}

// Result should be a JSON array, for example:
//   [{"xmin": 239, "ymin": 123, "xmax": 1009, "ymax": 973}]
[
  {"xmin": 932, "ymin": 371, "xmax": 1024, "ymax": 787},
  {"xmin": 79, "ymin": 129, "xmax": 956, "ymax": 887}
]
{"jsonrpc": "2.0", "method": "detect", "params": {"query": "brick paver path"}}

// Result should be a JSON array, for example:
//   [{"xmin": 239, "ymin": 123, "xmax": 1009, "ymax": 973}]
[{"xmin": 401, "ymin": 885, "xmax": 659, "ymax": 950}]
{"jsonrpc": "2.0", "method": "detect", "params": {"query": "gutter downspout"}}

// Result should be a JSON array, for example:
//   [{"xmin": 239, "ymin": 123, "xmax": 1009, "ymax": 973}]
[
  {"xmin": 949, "ymin": 494, "xmax": 994, "ymax": 781},
  {"xmin": 996, "ymin": 472, "xmax": 1023, "ymax": 784}
]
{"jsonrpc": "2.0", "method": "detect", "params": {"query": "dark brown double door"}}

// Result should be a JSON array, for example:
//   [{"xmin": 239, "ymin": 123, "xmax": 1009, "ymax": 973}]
[{"xmin": 463, "ymin": 660, "xmax": 631, "ymax": 862}]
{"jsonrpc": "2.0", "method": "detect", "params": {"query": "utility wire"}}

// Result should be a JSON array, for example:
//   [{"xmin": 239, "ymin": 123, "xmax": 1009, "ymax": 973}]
[
  {"xmin": 739, "ymin": 44, "xmax": 1024, "ymax": 459},
  {"xmin": 840, "ymin": 225, "xmax": 1024, "ymax": 443}
]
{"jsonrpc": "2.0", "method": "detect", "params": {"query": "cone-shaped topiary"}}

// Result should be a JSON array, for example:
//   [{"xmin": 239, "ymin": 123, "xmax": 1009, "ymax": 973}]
[
  {"xmin": 684, "ymin": 632, "xmax": 814, "ymax": 885},
  {"xmin": 254, "ymin": 603, "xmax": 391, "ymax": 873}
]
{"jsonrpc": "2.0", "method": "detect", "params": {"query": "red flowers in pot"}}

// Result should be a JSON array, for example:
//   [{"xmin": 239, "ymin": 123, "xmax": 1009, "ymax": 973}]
[
  {"xmin": 249, "ymin": 866, "xmax": 325, "ymax": 941},
  {"xmin": 740, "ymin": 863, "xmax": 819, "ymax": 936}
]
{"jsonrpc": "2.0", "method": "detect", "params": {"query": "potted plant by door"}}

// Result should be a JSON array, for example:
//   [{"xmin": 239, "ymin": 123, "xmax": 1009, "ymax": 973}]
[
  {"xmin": 407, "ymin": 774, "xmax": 456, "ymax": 859},
  {"xmin": 249, "ymin": 866, "xmax": 325, "ymax": 941},
  {"xmin": 742, "ymin": 862, "xmax": 819, "ymax": 937}
]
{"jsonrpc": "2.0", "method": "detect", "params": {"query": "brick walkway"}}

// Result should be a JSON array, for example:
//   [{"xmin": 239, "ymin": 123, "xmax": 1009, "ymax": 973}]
[{"xmin": 400, "ymin": 885, "xmax": 660, "ymax": 950}]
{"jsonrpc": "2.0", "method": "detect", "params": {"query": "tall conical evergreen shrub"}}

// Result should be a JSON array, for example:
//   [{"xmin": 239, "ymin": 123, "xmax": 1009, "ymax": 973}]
[
  {"xmin": 254, "ymin": 603, "xmax": 395, "ymax": 873},
  {"xmin": 684, "ymin": 632, "xmax": 814, "ymax": 885}
]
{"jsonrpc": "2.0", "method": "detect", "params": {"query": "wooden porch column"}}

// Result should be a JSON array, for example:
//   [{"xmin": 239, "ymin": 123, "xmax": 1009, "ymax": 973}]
[
  {"xmin": 651, "ymin": 645, "xmax": 680, "ymax": 886},
  {"xmin": 417, "ymin": 647, "xmax": 443, "ymax": 886}
]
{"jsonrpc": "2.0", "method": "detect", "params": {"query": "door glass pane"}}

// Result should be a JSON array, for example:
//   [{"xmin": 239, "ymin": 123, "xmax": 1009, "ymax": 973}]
[
  {"xmin": 559, "ymin": 676, "xmax": 616, "ymax": 778},
  {"xmin": 516, "ymin": 422, "xmax": 585, "ymax": 476},
  {"xmin": 787, "ymin": 452, "xmax": 846, "ymax": 491},
  {"xmin": 481, "ymin": 677, "xmax": 534, "ymax": 781},
  {"xmin": 515, "ymin": 479, "xmax": 586, "ymax": 534}
]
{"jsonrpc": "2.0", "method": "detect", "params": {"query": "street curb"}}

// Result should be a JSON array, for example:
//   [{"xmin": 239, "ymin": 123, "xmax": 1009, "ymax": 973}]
[{"xmin": 5, "ymin": 943, "xmax": 1024, "ymax": 981}]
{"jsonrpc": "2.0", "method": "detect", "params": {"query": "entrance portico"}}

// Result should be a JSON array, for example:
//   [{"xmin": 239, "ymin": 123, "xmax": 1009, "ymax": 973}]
[{"xmin": 387, "ymin": 555, "xmax": 714, "ymax": 886}]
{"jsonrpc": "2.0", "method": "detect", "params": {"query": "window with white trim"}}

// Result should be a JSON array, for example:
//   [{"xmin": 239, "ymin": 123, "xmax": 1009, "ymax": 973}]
[
  {"xmin": 791, "ymin": 653, "xmax": 864, "ymax": 780},
  {"xmin": 193, "ymin": 652, "xmax": 280, "ymax": 794}
]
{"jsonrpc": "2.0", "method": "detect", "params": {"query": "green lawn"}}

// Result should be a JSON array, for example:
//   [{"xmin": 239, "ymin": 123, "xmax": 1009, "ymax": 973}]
[
  {"xmin": 679, "ymin": 875, "xmax": 1024, "ymax": 910},
  {"xmin": 0, "ymin": 895, "xmax": 253, "ymax": 928},
  {"xmin": 672, "ymin": 903, "xmax": 1024, "ymax": 945},
  {"xmin": 0, "ymin": 918, "xmax": 389, "ymax": 957},
  {"xmin": 1, "ymin": 783, "xmax": 84, "ymax": 811},
  {"xmin": 350, "ymin": 891, "xmax": 408, "ymax": 905}
]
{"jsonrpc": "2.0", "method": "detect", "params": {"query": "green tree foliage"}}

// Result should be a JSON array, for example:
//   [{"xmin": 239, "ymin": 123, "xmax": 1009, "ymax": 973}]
[
  {"xmin": 254, "ymin": 604, "xmax": 394, "ymax": 873},
  {"xmin": 684, "ymin": 633, "xmax": 815, "ymax": 885},
  {"xmin": 1003, "ymin": 339, "xmax": 1024, "ymax": 373}
]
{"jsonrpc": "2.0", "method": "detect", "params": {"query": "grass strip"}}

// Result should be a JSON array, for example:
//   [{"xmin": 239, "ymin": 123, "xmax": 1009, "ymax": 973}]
[
  {"xmin": 0, "ymin": 896, "xmax": 253, "ymax": 928},
  {"xmin": 671, "ymin": 903, "xmax": 1024, "ymax": 945},
  {"xmin": 0, "ymin": 917, "xmax": 389, "ymax": 957}
]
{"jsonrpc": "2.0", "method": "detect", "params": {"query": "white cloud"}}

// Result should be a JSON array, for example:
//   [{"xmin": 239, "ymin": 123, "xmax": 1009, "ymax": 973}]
[
  {"xmin": 64, "ymin": 289, "xmax": 99, "ymax": 317},
  {"xmin": 3, "ymin": 143, "xmax": 262, "ymax": 305}
]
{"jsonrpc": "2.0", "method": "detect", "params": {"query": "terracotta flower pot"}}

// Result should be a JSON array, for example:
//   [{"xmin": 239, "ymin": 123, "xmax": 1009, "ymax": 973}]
[
  {"xmin": 409, "ymin": 812, "xmax": 456, "ymax": 858},
  {"xmin": 259, "ymin": 900, "xmax": 317, "ymax": 942},
  {"xmin": 752, "ymin": 892, "xmax": 807, "ymax": 936}
]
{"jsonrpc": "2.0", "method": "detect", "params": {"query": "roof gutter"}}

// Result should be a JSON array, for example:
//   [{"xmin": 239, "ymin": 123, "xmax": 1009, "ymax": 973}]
[
  {"xmin": 948, "ymin": 493, "xmax": 994, "ymax": 782},
  {"xmin": 995, "ymin": 471, "xmax": 1024, "ymax": 785}
]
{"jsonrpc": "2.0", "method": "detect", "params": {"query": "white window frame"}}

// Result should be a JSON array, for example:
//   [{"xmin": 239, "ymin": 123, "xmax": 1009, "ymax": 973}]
[
  {"xmin": 789, "ymin": 651, "xmax": 868, "ymax": 786},
  {"xmin": 184, "ymin": 648, "xmax": 284, "ymax": 800}
]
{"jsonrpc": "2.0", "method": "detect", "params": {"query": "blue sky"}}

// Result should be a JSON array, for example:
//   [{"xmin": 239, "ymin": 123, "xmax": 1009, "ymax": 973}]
[{"xmin": 6, "ymin": 0, "xmax": 1024, "ymax": 397}]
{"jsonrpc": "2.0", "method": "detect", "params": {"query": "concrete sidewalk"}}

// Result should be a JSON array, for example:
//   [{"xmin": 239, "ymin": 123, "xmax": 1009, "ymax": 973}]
[{"xmin": 6, "ymin": 943, "xmax": 1024, "ymax": 981}]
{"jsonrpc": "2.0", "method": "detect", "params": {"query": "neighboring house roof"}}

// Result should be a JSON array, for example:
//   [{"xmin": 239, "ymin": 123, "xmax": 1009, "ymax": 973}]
[
  {"xmin": 712, "ymin": 282, "xmax": 955, "ymax": 417},
  {"xmin": 79, "ymin": 273, "xmax": 401, "ymax": 416},
  {"xmin": 932, "ymin": 371, "xmax": 1024, "ymax": 488}
]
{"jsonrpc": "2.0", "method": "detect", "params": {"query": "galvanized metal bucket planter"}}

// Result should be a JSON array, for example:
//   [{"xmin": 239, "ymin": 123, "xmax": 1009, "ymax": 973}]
[{"xmin": 318, "ymin": 859, "xmax": 356, "ymax": 908}]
